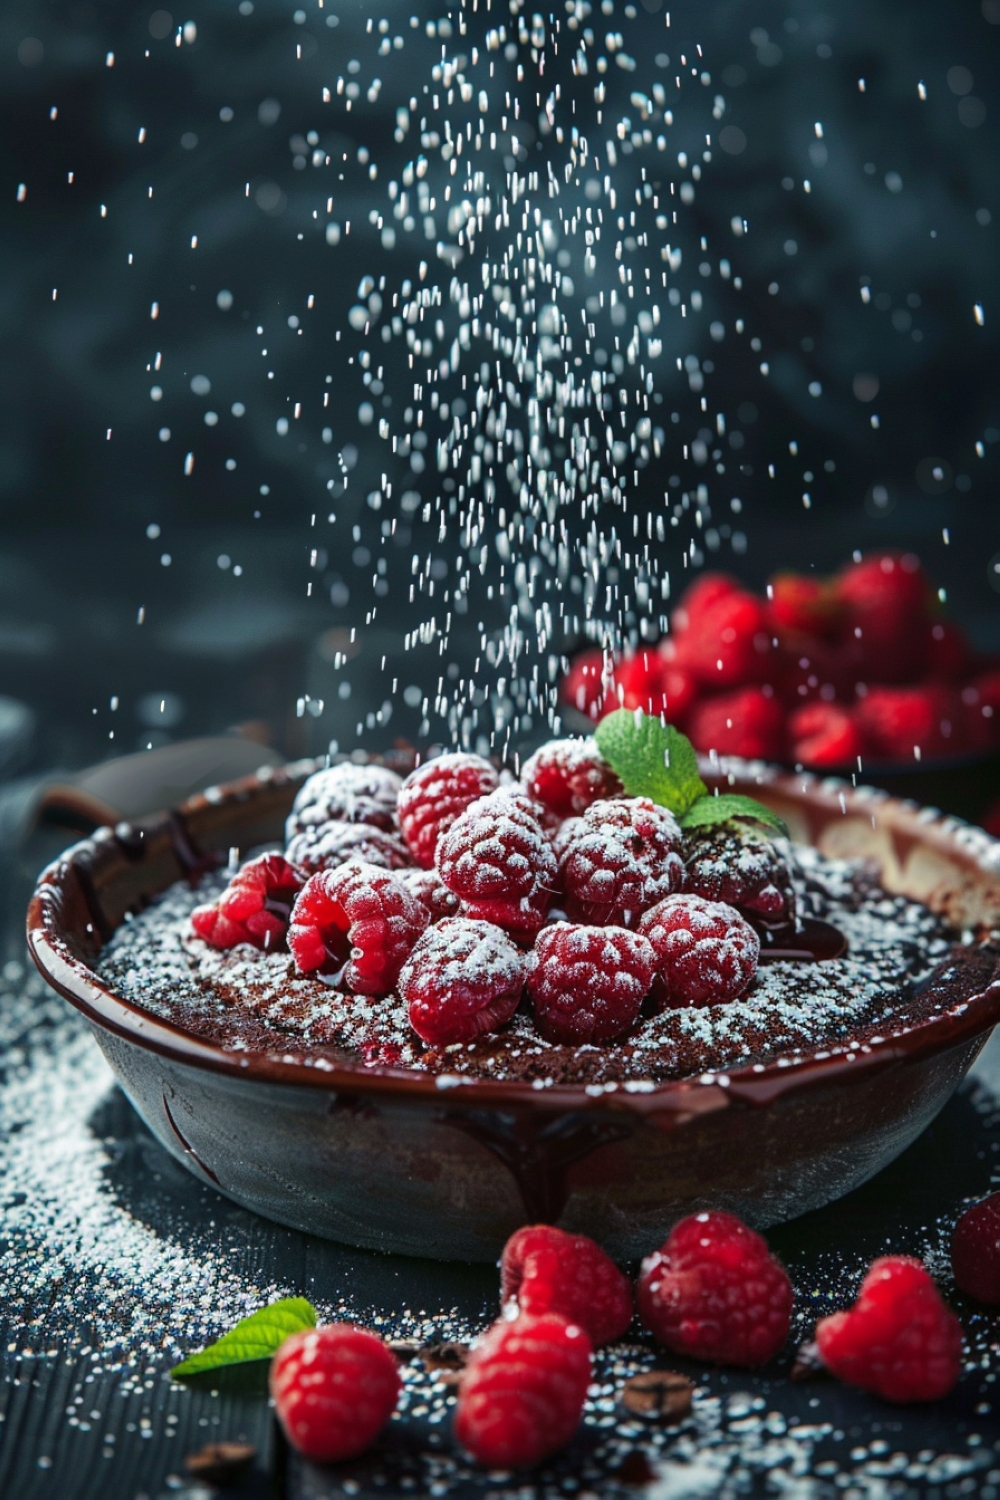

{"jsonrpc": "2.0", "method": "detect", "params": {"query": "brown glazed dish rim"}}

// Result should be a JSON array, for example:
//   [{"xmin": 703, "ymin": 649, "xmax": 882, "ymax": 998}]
[{"xmin": 26, "ymin": 756, "xmax": 1000, "ymax": 1118}]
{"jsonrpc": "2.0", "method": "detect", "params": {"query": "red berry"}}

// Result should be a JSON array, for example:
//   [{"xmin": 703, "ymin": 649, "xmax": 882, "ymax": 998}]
[
  {"xmin": 270, "ymin": 1323, "xmax": 401, "ymax": 1464},
  {"xmin": 687, "ymin": 688, "xmax": 786, "ymax": 762},
  {"xmin": 788, "ymin": 702, "xmax": 865, "ymax": 769},
  {"xmin": 285, "ymin": 763, "xmax": 403, "ymax": 842},
  {"xmin": 854, "ymin": 685, "xmax": 960, "ymax": 763},
  {"xmin": 638, "ymin": 894, "xmax": 760, "ymax": 1007},
  {"xmin": 399, "ymin": 917, "xmax": 525, "ymax": 1045},
  {"xmin": 398, "ymin": 752, "xmax": 500, "ymax": 869},
  {"xmin": 952, "ymin": 1193, "xmax": 1000, "ymax": 1303},
  {"xmin": 520, "ymin": 737, "xmax": 622, "ymax": 819},
  {"xmin": 671, "ymin": 572, "xmax": 743, "ymax": 635},
  {"xmin": 501, "ymin": 1225, "xmax": 633, "ymax": 1346},
  {"xmin": 558, "ymin": 797, "xmax": 684, "ymax": 927},
  {"xmin": 927, "ymin": 618, "xmax": 973, "ymax": 680},
  {"xmin": 815, "ymin": 1256, "xmax": 963, "ymax": 1403},
  {"xmin": 673, "ymin": 590, "xmax": 776, "ymax": 689},
  {"xmin": 397, "ymin": 866, "xmax": 461, "ymax": 920},
  {"xmin": 191, "ymin": 854, "xmax": 304, "ymax": 952},
  {"xmin": 437, "ymin": 790, "xmax": 557, "ymax": 939},
  {"xmin": 526, "ymin": 924, "xmax": 655, "ymax": 1044},
  {"xmin": 683, "ymin": 825, "xmax": 796, "ymax": 922},
  {"xmin": 454, "ymin": 1313, "xmax": 592, "ymax": 1469},
  {"xmin": 608, "ymin": 652, "xmax": 672, "ymax": 717},
  {"xmin": 287, "ymin": 861, "xmax": 429, "ymax": 992},
  {"xmin": 835, "ymin": 552, "xmax": 931, "ymax": 683},
  {"xmin": 767, "ymin": 573, "xmax": 844, "ymax": 639},
  {"xmin": 285, "ymin": 821, "xmax": 411, "ymax": 878},
  {"xmin": 560, "ymin": 648, "xmax": 609, "ymax": 721},
  {"xmin": 637, "ymin": 1211, "xmax": 792, "ymax": 1367}
]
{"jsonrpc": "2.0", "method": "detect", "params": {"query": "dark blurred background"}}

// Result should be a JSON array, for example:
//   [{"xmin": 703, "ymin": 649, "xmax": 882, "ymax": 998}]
[{"xmin": 0, "ymin": 0, "xmax": 997, "ymax": 789}]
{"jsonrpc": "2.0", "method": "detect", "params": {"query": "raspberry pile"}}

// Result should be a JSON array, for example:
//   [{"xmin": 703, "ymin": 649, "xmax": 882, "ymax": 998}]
[
  {"xmin": 190, "ymin": 745, "xmax": 795, "ymax": 1049},
  {"xmin": 266, "ymin": 1210, "xmax": 968, "ymax": 1472},
  {"xmin": 563, "ymin": 552, "xmax": 1000, "ymax": 769}
]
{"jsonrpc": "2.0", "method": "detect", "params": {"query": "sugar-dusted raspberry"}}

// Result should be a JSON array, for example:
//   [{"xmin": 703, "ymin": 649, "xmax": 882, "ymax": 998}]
[
  {"xmin": 270, "ymin": 1324, "xmax": 401, "ymax": 1464},
  {"xmin": 526, "ymin": 924, "xmax": 655, "ymax": 1044},
  {"xmin": 437, "ymin": 790, "xmax": 557, "ymax": 939},
  {"xmin": 683, "ymin": 824, "xmax": 796, "ymax": 923},
  {"xmin": 191, "ymin": 854, "xmax": 304, "ymax": 952},
  {"xmin": 815, "ymin": 1256, "xmax": 962, "ymax": 1403},
  {"xmin": 397, "ymin": 752, "xmax": 500, "ymax": 869},
  {"xmin": 501, "ymin": 1225, "xmax": 633, "ymax": 1347},
  {"xmin": 952, "ymin": 1193, "xmax": 1000, "ymax": 1304},
  {"xmin": 285, "ymin": 821, "xmax": 411, "ymax": 878},
  {"xmin": 639, "ymin": 894, "xmax": 760, "ymax": 1008},
  {"xmin": 558, "ymin": 797, "xmax": 684, "ymax": 928},
  {"xmin": 788, "ymin": 702, "xmax": 864, "ymax": 769},
  {"xmin": 687, "ymin": 687, "xmax": 786, "ymax": 762},
  {"xmin": 399, "ymin": 917, "xmax": 526, "ymax": 1045},
  {"xmin": 638, "ymin": 1211, "xmax": 792, "ymax": 1367},
  {"xmin": 454, "ymin": 1313, "xmax": 592, "ymax": 1469},
  {"xmin": 287, "ymin": 861, "xmax": 429, "ymax": 992},
  {"xmin": 521, "ymin": 737, "xmax": 622, "ymax": 819},
  {"xmin": 285, "ymin": 762, "xmax": 402, "ymax": 842},
  {"xmin": 397, "ymin": 866, "xmax": 461, "ymax": 921}
]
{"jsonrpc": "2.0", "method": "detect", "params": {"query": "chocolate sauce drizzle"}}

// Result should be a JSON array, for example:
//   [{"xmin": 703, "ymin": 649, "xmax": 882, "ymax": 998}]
[{"xmin": 750, "ymin": 915, "xmax": 848, "ymax": 963}]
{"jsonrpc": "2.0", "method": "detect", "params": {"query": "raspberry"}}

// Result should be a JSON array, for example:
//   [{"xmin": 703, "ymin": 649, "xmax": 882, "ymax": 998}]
[
  {"xmin": 287, "ymin": 861, "xmax": 429, "ymax": 992},
  {"xmin": 927, "ymin": 618, "xmax": 973, "ymax": 680},
  {"xmin": 815, "ymin": 1256, "xmax": 963, "ymax": 1403},
  {"xmin": 683, "ymin": 825, "xmax": 796, "ymax": 922},
  {"xmin": 269, "ymin": 1324, "xmax": 401, "ymax": 1464},
  {"xmin": 526, "ymin": 924, "xmax": 655, "ymax": 1044},
  {"xmin": 637, "ymin": 1211, "xmax": 792, "ymax": 1367},
  {"xmin": 454, "ymin": 1313, "xmax": 592, "ymax": 1469},
  {"xmin": 687, "ymin": 688, "xmax": 786, "ymax": 762},
  {"xmin": 952, "ymin": 1193, "xmax": 1000, "ymax": 1303},
  {"xmin": 670, "ymin": 572, "xmax": 743, "ymax": 635},
  {"xmin": 775, "ymin": 634, "xmax": 854, "ymax": 708},
  {"xmin": 673, "ymin": 590, "xmax": 776, "ymax": 689},
  {"xmin": 285, "ymin": 763, "xmax": 402, "ymax": 843},
  {"xmin": 560, "ymin": 647, "xmax": 609, "ymax": 720},
  {"xmin": 285, "ymin": 821, "xmax": 411, "ymax": 878},
  {"xmin": 191, "ymin": 854, "xmax": 304, "ymax": 952},
  {"xmin": 521, "ymin": 737, "xmax": 622, "ymax": 819},
  {"xmin": 437, "ymin": 790, "xmax": 557, "ymax": 939},
  {"xmin": 767, "ymin": 573, "xmax": 844, "ymax": 639},
  {"xmin": 638, "ymin": 894, "xmax": 760, "ymax": 1007},
  {"xmin": 961, "ymin": 677, "xmax": 1000, "ymax": 753},
  {"xmin": 399, "ymin": 917, "xmax": 526, "ymax": 1045},
  {"xmin": 501, "ymin": 1225, "xmax": 633, "ymax": 1346},
  {"xmin": 855, "ymin": 685, "xmax": 960, "ymax": 763},
  {"xmin": 398, "ymin": 752, "xmax": 500, "ymax": 869},
  {"xmin": 397, "ymin": 866, "xmax": 461, "ymax": 920},
  {"xmin": 835, "ymin": 552, "xmax": 931, "ymax": 683},
  {"xmin": 788, "ymin": 702, "xmax": 864, "ymax": 769},
  {"xmin": 558, "ymin": 797, "xmax": 684, "ymax": 927}
]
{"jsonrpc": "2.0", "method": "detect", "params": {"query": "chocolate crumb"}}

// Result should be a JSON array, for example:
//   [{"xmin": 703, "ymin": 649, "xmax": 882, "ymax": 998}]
[
  {"xmin": 615, "ymin": 1449, "xmax": 658, "ymax": 1486},
  {"xmin": 620, "ymin": 1369, "xmax": 694, "ymax": 1421},
  {"xmin": 791, "ymin": 1339, "xmax": 826, "ymax": 1381},
  {"xmin": 184, "ymin": 1440, "xmax": 256, "ymax": 1485},
  {"xmin": 421, "ymin": 1340, "xmax": 470, "ymax": 1385}
]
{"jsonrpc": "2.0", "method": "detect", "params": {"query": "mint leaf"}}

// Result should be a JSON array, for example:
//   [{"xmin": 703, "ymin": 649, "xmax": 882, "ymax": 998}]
[
  {"xmin": 680, "ymin": 793, "xmax": 788, "ymax": 838},
  {"xmin": 171, "ymin": 1298, "xmax": 317, "ymax": 1380},
  {"xmin": 595, "ymin": 709, "xmax": 707, "ymax": 816}
]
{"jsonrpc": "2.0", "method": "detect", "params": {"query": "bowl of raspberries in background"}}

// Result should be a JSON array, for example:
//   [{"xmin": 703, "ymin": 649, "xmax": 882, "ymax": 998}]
[{"xmin": 561, "ymin": 551, "xmax": 1000, "ymax": 829}]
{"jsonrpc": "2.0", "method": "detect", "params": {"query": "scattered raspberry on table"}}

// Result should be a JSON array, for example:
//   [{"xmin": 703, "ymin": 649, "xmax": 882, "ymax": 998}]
[
  {"xmin": 269, "ymin": 1324, "xmax": 401, "ymax": 1464},
  {"xmin": 501, "ymin": 1224, "xmax": 633, "ymax": 1347},
  {"xmin": 815, "ymin": 1256, "xmax": 963, "ymax": 1403},
  {"xmin": 952, "ymin": 1193, "xmax": 1000, "ymax": 1303},
  {"xmin": 455, "ymin": 1313, "xmax": 593, "ymax": 1469},
  {"xmin": 637, "ymin": 1210, "xmax": 793, "ymax": 1367}
]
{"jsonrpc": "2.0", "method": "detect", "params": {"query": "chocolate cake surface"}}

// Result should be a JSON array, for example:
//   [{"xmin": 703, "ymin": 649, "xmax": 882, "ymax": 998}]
[{"xmin": 95, "ymin": 843, "xmax": 996, "ymax": 1087}]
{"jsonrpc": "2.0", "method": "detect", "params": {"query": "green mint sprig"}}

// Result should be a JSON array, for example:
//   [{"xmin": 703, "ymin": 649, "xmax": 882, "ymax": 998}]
[
  {"xmin": 171, "ymin": 1297, "xmax": 317, "ymax": 1380},
  {"xmin": 593, "ymin": 709, "xmax": 787, "ymax": 837}
]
